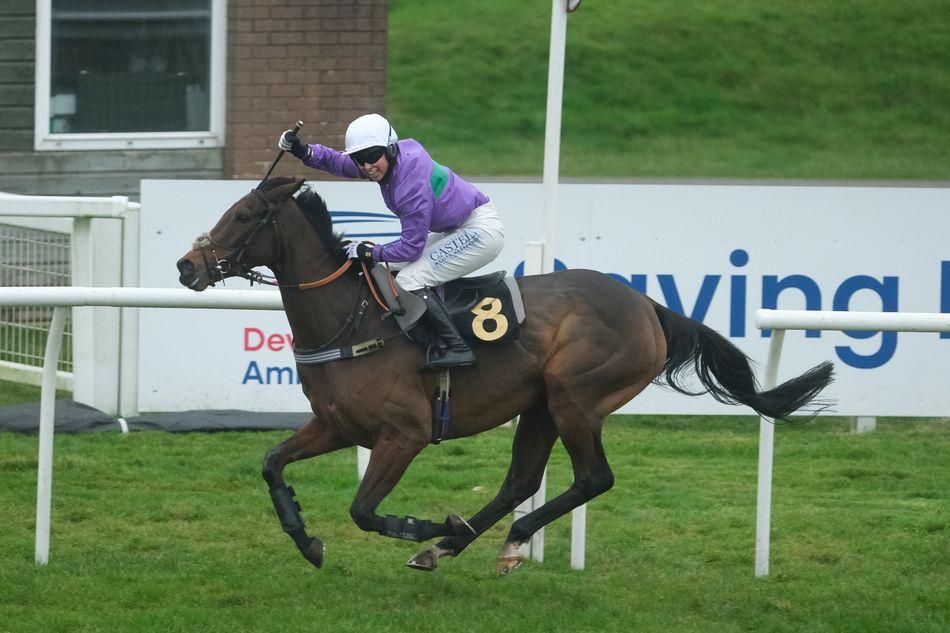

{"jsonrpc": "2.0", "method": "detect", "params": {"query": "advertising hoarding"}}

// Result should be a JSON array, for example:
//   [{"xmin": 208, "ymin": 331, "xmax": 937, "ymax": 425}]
[{"xmin": 140, "ymin": 180, "xmax": 949, "ymax": 416}]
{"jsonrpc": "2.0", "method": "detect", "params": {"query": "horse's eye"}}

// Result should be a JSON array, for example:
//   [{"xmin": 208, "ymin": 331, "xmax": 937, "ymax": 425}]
[{"xmin": 236, "ymin": 213, "xmax": 251, "ymax": 223}]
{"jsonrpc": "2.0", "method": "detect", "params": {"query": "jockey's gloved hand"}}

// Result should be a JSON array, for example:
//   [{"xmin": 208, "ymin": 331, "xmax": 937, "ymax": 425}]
[
  {"xmin": 343, "ymin": 241, "xmax": 374, "ymax": 264},
  {"xmin": 278, "ymin": 129, "xmax": 310, "ymax": 160}
]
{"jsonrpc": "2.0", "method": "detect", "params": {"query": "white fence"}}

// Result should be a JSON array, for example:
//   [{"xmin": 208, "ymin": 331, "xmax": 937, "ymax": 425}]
[
  {"xmin": 752, "ymin": 309, "xmax": 950, "ymax": 577},
  {"xmin": 0, "ymin": 192, "xmax": 140, "ymax": 409},
  {"xmin": 0, "ymin": 287, "xmax": 280, "ymax": 565},
  {"xmin": 0, "ymin": 223, "xmax": 73, "ymax": 371},
  {"xmin": 0, "ymin": 216, "xmax": 73, "ymax": 386},
  {"xmin": 0, "ymin": 285, "xmax": 591, "ymax": 569},
  {"xmin": 3, "ymin": 285, "xmax": 947, "ymax": 573}
]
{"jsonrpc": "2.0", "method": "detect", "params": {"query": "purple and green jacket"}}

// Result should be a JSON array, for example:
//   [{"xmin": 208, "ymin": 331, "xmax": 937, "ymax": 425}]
[{"xmin": 302, "ymin": 139, "xmax": 490, "ymax": 263}]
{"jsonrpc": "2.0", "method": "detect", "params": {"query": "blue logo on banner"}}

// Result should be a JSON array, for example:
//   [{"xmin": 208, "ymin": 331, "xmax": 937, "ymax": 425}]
[
  {"xmin": 515, "ymin": 250, "xmax": 946, "ymax": 371},
  {"xmin": 330, "ymin": 211, "xmax": 400, "ymax": 239}
]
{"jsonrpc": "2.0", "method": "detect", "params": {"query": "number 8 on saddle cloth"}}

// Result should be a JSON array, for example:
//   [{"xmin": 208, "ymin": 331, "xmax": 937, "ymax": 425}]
[{"xmin": 370, "ymin": 266, "xmax": 525, "ymax": 348}]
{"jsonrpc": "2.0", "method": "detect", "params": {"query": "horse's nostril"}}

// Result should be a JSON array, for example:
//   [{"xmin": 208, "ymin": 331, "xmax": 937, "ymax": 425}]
[{"xmin": 177, "ymin": 259, "xmax": 195, "ymax": 275}]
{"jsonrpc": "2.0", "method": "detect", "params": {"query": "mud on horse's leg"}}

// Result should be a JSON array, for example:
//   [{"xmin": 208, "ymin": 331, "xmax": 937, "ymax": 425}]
[
  {"xmin": 261, "ymin": 417, "xmax": 353, "ymax": 568},
  {"xmin": 406, "ymin": 402, "xmax": 558, "ymax": 572},
  {"xmin": 349, "ymin": 437, "xmax": 476, "ymax": 544}
]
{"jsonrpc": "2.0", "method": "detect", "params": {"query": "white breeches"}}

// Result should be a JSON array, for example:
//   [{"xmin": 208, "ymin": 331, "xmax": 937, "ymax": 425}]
[{"xmin": 391, "ymin": 200, "xmax": 505, "ymax": 291}]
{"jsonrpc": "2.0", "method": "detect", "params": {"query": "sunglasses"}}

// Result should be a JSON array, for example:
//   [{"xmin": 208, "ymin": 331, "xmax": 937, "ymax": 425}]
[{"xmin": 350, "ymin": 146, "xmax": 386, "ymax": 166}]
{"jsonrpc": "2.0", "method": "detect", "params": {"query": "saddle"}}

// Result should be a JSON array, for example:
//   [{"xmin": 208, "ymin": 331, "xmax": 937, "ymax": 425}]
[
  {"xmin": 369, "ymin": 266, "xmax": 526, "ymax": 347},
  {"xmin": 369, "ymin": 266, "xmax": 527, "ymax": 444}
]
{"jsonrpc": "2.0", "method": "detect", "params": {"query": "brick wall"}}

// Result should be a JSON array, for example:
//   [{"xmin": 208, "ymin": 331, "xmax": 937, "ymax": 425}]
[{"xmin": 226, "ymin": 0, "xmax": 388, "ymax": 181}]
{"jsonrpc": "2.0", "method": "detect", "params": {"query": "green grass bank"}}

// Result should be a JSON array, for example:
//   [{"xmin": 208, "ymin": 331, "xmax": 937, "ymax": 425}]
[{"xmin": 389, "ymin": 0, "xmax": 950, "ymax": 179}]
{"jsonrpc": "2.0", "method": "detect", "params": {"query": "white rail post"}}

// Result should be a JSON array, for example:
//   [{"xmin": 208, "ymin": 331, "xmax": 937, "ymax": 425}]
[
  {"xmin": 850, "ymin": 416, "xmax": 876, "ymax": 434},
  {"xmin": 119, "ymin": 201, "xmax": 140, "ymax": 417},
  {"xmin": 541, "ymin": 0, "xmax": 587, "ymax": 571},
  {"xmin": 35, "ymin": 306, "xmax": 67, "ymax": 566},
  {"xmin": 70, "ymin": 213, "xmax": 123, "ymax": 415},
  {"xmin": 571, "ymin": 501, "xmax": 587, "ymax": 570},
  {"xmin": 753, "ymin": 308, "xmax": 950, "ymax": 578},
  {"xmin": 70, "ymin": 216, "xmax": 94, "ymax": 407},
  {"xmin": 755, "ymin": 328, "xmax": 785, "ymax": 577},
  {"xmin": 528, "ymin": 471, "xmax": 547, "ymax": 562},
  {"xmin": 541, "ymin": 0, "xmax": 567, "ymax": 276},
  {"xmin": 516, "ymin": 242, "xmax": 547, "ymax": 561},
  {"xmin": 357, "ymin": 446, "xmax": 370, "ymax": 480}
]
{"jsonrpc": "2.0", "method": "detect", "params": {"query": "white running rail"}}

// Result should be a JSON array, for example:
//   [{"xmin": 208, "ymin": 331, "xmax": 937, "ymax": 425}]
[
  {"xmin": 1, "ymin": 285, "xmax": 584, "ymax": 570},
  {"xmin": 752, "ymin": 309, "xmax": 950, "ymax": 577},
  {"xmin": 0, "ymin": 287, "xmax": 282, "ymax": 566}
]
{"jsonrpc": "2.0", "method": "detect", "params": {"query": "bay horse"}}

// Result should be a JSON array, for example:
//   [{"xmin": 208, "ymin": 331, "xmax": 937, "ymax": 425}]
[{"xmin": 175, "ymin": 178, "xmax": 833, "ymax": 574}]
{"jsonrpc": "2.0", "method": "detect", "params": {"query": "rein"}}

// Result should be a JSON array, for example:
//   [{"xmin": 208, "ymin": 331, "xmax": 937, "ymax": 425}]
[
  {"xmin": 191, "ymin": 188, "xmax": 394, "ymax": 312},
  {"xmin": 192, "ymin": 187, "xmax": 407, "ymax": 366}
]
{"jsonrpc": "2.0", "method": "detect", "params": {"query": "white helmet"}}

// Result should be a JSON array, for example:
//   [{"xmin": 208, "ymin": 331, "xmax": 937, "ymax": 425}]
[{"xmin": 344, "ymin": 113, "xmax": 398, "ymax": 155}]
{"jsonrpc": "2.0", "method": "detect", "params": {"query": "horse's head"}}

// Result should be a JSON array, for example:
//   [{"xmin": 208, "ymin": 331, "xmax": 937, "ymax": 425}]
[{"xmin": 176, "ymin": 178, "xmax": 304, "ymax": 291}]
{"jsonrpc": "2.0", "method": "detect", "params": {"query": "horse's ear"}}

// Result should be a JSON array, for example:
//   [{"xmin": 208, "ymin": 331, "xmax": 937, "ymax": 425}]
[{"xmin": 263, "ymin": 178, "xmax": 305, "ymax": 202}]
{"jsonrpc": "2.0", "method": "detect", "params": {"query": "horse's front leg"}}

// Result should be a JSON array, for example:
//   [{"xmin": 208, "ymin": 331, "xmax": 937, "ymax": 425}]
[
  {"xmin": 349, "ymin": 436, "xmax": 476, "ymax": 543},
  {"xmin": 262, "ymin": 416, "xmax": 353, "ymax": 568}
]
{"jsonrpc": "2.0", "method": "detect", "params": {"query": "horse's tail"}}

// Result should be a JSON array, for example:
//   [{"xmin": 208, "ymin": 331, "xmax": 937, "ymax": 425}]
[{"xmin": 650, "ymin": 300, "xmax": 834, "ymax": 420}]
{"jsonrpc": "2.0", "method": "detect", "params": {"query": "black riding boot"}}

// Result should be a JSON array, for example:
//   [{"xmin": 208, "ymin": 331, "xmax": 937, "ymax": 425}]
[{"xmin": 412, "ymin": 288, "xmax": 476, "ymax": 368}]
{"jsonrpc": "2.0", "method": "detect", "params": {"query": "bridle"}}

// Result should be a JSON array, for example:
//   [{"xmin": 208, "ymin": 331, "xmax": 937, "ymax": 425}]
[
  {"xmin": 195, "ymin": 189, "xmax": 296, "ymax": 287},
  {"xmin": 191, "ymin": 188, "xmax": 398, "ymax": 313},
  {"xmin": 194, "ymin": 188, "xmax": 356, "ymax": 289}
]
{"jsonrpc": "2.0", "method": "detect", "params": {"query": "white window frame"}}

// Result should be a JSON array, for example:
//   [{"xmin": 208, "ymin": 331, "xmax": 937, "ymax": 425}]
[{"xmin": 34, "ymin": 0, "xmax": 227, "ymax": 151}]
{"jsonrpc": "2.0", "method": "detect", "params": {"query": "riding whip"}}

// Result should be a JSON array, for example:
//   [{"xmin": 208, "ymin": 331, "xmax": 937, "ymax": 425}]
[{"xmin": 259, "ymin": 120, "xmax": 304, "ymax": 188}]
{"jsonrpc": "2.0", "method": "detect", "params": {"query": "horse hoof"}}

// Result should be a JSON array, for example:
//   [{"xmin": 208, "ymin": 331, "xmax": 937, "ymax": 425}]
[
  {"xmin": 496, "ymin": 555, "xmax": 523, "ymax": 576},
  {"xmin": 447, "ymin": 514, "xmax": 475, "ymax": 538},
  {"xmin": 406, "ymin": 549, "xmax": 439, "ymax": 572},
  {"xmin": 301, "ymin": 537, "xmax": 325, "ymax": 568}
]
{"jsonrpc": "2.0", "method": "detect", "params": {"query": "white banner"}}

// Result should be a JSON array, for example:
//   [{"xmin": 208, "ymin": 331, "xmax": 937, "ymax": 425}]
[{"xmin": 140, "ymin": 180, "xmax": 950, "ymax": 416}]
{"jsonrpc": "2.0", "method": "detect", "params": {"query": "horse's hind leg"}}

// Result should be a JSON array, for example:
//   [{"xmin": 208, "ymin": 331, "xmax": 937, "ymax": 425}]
[
  {"xmin": 492, "ymin": 298, "xmax": 665, "ymax": 573},
  {"xmin": 262, "ymin": 417, "xmax": 353, "ymax": 568},
  {"xmin": 406, "ymin": 401, "xmax": 558, "ymax": 571},
  {"xmin": 349, "ymin": 436, "xmax": 477, "ymax": 543},
  {"xmin": 496, "ymin": 395, "xmax": 619, "ymax": 574}
]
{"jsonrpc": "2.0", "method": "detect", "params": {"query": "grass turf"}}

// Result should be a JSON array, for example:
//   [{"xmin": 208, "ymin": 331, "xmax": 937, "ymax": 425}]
[{"xmin": 1, "ymin": 415, "xmax": 947, "ymax": 632}]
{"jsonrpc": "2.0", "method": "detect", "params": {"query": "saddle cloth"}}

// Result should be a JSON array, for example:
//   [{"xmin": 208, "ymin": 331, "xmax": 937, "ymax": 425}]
[{"xmin": 370, "ymin": 266, "xmax": 526, "ymax": 346}]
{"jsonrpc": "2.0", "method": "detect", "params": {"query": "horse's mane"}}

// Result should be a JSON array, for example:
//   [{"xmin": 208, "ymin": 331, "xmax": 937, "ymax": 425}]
[{"xmin": 260, "ymin": 178, "xmax": 347, "ymax": 266}]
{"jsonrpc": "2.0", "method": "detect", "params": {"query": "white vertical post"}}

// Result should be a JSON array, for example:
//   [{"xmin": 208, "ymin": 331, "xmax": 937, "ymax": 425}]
[
  {"xmin": 70, "ymin": 214, "xmax": 123, "ymax": 415},
  {"xmin": 70, "ymin": 217, "xmax": 94, "ymax": 408},
  {"xmin": 541, "ymin": 0, "xmax": 567, "ymax": 275},
  {"xmin": 571, "ymin": 501, "xmax": 586, "ymax": 569},
  {"xmin": 850, "ymin": 416, "xmax": 876, "ymax": 434},
  {"xmin": 520, "ymin": 0, "xmax": 588, "ymax": 568},
  {"xmin": 119, "ymin": 202, "xmax": 140, "ymax": 417},
  {"xmin": 755, "ymin": 329, "xmax": 785, "ymax": 577},
  {"xmin": 523, "ymin": 241, "xmax": 544, "ymax": 278},
  {"xmin": 516, "ymin": 242, "xmax": 545, "ymax": 560},
  {"xmin": 357, "ymin": 447, "xmax": 370, "ymax": 480},
  {"xmin": 529, "ymin": 470, "xmax": 546, "ymax": 561},
  {"xmin": 35, "ymin": 306, "xmax": 67, "ymax": 566}
]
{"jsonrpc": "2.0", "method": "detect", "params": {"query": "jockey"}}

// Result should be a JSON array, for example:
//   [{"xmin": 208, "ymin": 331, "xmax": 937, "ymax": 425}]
[{"xmin": 277, "ymin": 113, "xmax": 505, "ymax": 369}]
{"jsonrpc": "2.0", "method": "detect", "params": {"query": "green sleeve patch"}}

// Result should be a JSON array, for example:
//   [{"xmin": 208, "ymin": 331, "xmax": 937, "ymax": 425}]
[{"xmin": 430, "ymin": 162, "xmax": 449, "ymax": 199}]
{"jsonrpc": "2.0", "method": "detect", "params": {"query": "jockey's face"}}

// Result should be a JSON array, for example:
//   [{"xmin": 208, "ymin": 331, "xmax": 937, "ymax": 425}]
[{"xmin": 359, "ymin": 154, "xmax": 389, "ymax": 182}]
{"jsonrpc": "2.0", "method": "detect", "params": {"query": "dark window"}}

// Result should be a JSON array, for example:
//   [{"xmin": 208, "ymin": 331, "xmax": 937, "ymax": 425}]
[{"xmin": 49, "ymin": 0, "xmax": 212, "ymax": 134}]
